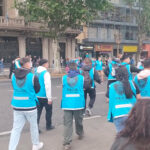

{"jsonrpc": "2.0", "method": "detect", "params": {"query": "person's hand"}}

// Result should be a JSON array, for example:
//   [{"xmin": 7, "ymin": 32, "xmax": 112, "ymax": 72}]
[
  {"xmin": 48, "ymin": 100, "xmax": 52, "ymax": 105},
  {"xmin": 106, "ymin": 98, "xmax": 109, "ymax": 103}
]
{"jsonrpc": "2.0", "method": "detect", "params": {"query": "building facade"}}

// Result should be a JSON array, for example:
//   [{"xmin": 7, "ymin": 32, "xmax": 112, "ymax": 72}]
[
  {"xmin": 77, "ymin": 0, "xmax": 150, "ymax": 59},
  {"xmin": 0, "ymin": 0, "xmax": 79, "ymax": 67}
]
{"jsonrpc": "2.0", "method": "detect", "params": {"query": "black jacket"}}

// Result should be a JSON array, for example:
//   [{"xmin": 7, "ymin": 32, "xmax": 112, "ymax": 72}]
[{"xmin": 14, "ymin": 68, "xmax": 40, "ymax": 93}]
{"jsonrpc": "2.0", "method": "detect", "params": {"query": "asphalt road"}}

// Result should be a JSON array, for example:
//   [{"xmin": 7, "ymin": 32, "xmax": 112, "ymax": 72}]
[{"xmin": 0, "ymin": 78, "xmax": 108, "ymax": 133}]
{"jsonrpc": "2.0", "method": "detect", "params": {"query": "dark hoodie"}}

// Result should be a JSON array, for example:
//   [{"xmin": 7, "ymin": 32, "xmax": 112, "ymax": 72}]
[
  {"xmin": 82, "ymin": 65, "xmax": 101, "ymax": 85},
  {"xmin": 68, "ymin": 69, "xmax": 80, "ymax": 78},
  {"xmin": 14, "ymin": 68, "xmax": 40, "ymax": 93}
]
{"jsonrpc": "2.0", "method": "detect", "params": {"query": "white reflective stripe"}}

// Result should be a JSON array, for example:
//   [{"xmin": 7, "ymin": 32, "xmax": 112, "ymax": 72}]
[
  {"xmin": 65, "ymin": 94, "xmax": 80, "ymax": 97},
  {"xmin": 62, "ymin": 107, "xmax": 84, "ymax": 110},
  {"xmin": 13, "ymin": 106, "xmax": 36, "ymax": 109},
  {"xmin": 115, "ymin": 104, "xmax": 133, "ymax": 109},
  {"xmin": 114, "ymin": 114, "xmax": 128, "ymax": 119},
  {"xmin": 13, "ymin": 96, "xmax": 29, "ymax": 100}
]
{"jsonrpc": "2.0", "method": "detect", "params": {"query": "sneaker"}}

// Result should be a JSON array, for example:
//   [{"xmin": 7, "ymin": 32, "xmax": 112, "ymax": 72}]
[
  {"xmin": 86, "ymin": 108, "xmax": 92, "ymax": 116},
  {"xmin": 46, "ymin": 125, "xmax": 55, "ymax": 131},
  {"xmin": 63, "ymin": 144, "xmax": 71, "ymax": 150},
  {"xmin": 32, "ymin": 142, "xmax": 44, "ymax": 150}
]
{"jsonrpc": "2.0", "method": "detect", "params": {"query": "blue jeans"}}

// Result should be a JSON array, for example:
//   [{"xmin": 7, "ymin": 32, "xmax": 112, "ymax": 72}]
[
  {"xmin": 113, "ymin": 116, "xmax": 128, "ymax": 133},
  {"xmin": 9, "ymin": 109, "xmax": 39, "ymax": 150}
]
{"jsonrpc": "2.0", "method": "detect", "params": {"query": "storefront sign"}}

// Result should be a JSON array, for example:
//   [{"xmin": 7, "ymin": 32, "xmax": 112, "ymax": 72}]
[
  {"xmin": 95, "ymin": 44, "xmax": 113, "ymax": 52},
  {"xmin": 80, "ymin": 45, "xmax": 93, "ymax": 50},
  {"xmin": 123, "ymin": 46, "xmax": 137, "ymax": 52}
]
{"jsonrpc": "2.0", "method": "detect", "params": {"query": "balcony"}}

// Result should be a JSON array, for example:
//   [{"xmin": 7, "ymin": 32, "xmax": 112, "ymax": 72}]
[
  {"xmin": 0, "ymin": 17, "xmax": 24, "ymax": 27},
  {"xmin": 0, "ymin": 17, "xmax": 80, "ymax": 35}
]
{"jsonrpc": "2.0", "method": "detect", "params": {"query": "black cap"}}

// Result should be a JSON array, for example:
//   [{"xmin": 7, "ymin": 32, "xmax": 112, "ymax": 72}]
[
  {"xmin": 39, "ymin": 59, "xmax": 48, "ymax": 66},
  {"xmin": 121, "ymin": 54, "xmax": 130, "ymax": 61}
]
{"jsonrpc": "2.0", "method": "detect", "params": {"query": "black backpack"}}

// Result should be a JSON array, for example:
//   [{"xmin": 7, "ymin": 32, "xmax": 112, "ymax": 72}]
[
  {"xmin": 111, "ymin": 63, "xmax": 120, "ymax": 77},
  {"xmin": 82, "ymin": 69, "xmax": 93, "ymax": 90}
]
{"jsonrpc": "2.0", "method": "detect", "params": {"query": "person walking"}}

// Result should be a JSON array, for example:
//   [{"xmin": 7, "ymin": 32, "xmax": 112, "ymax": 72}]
[
  {"xmin": 95, "ymin": 57, "xmax": 104, "ymax": 82},
  {"xmin": 81, "ymin": 58, "xmax": 101, "ymax": 116},
  {"xmin": 35, "ymin": 59, "xmax": 54, "ymax": 132},
  {"xmin": 107, "ymin": 66, "xmax": 140, "ymax": 133},
  {"xmin": 120, "ymin": 54, "xmax": 141, "ymax": 80},
  {"xmin": 134, "ymin": 58, "xmax": 150, "ymax": 97},
  {"xmin": 9, "ymin": 57, "xmax": 43, "ymax": 150},
  {"xmin": 111, "ymin": 99, "xmax": 150, "ymax": 150},
  {"xmin": 104, "ymin": 57, "xmax": 120, "ymax": 102},
  {"xmin": 61, "ymin": 62, "xmax": 85, "ymax": 150},
  {"xmin": 9, "ymin": 60, "xmax": 15, "ymax": 79}
]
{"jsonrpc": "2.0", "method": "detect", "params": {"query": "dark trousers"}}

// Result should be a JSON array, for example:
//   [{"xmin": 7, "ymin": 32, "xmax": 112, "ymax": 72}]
[
  {"xmin": 84, "ymin": 88, "xmax": 96, "ymax": 109},
  {"xmin": 63, "ymin": 110, "xmax": 84, "ymax": 145},
  {"xmin": 37, "ymin": 98, "xmax": 52, "ymax": 128}
]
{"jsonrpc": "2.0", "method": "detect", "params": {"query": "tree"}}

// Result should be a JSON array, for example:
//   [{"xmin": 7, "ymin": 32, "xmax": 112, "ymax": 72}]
[
  {"xmin": 124, "ymin": 0, "xmax": 150, "ymax": 61},
  {"xmin": 15, "ymin": 0, "xmax": 110, "ymax": 72},
  {"xmin": 15, "ymin": 0, "xmax": 110, "ymax": 37}
]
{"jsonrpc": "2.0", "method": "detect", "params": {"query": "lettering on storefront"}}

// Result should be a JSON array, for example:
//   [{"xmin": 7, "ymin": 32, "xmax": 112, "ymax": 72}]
[
  {"xmin": 80, "ymin": 45, "xmax": 93, "ymax": 51},
  {"xmin": 95, "ymin": 44, "xmax": 113, "ymax": 52}
]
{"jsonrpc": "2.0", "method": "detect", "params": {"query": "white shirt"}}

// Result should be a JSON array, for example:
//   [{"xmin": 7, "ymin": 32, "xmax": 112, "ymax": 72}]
[{"xmin": 36, "ymin": 66, "xmax": 52, "ymax": 102}]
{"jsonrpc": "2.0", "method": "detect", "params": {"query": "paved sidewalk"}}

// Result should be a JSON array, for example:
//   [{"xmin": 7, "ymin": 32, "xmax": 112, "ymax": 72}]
[{"xmin": 0, "ymin": 116, "xmax": 116, "ymax": 150}]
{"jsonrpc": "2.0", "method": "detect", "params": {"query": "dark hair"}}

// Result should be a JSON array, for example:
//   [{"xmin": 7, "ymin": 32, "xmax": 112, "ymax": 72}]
[
  {"xmin": 39, "ymin": 59, "xmax": 48, "ymax": 66},
  {"xmin": 121, "ymin": 54, "xmax": 130, "ymax": 62},
  {"xmin": 68, "ymin": 62, "xmax": 77, "ymax": 70},
  {"xmin": 117, "ymin": 99, "xmax": 150, "ymax": 150},
  {"xmin": 143, "ymin": 58, "xmax": 150, "ymax": 68},
  {"xmin": 115, "ymin": 66, "xmax": 133, "ymax": 99},
  {"xmin": 20, "ymin": 57, "xmax": 30, "ymax": 66},
  {"xmin": 83, "ymin": 58, "xmax": 92, "ymax": 65}
]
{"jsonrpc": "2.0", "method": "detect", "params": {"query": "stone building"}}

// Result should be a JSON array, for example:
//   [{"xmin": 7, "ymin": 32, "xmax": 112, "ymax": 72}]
[
  {"xmin": 0, "ymin": 0, "xmax": 79, "ymax": 66},
  {"xmin": 77, "ymin": 0, "xmax": 150, "ymax": 59}
]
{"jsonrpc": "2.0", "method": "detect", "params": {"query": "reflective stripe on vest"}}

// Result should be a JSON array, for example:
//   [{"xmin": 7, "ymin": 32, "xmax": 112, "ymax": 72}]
[
  {"xmin": 115, "ymin": 104, "xmax": 133, "ymax": 109},
  {"xmin": 66, "ymin": 94, "xmax": 80, "ymax": 97},
  {"xmin": 13, "ymin": 96, "xmax": 29, "ymax": 100}
]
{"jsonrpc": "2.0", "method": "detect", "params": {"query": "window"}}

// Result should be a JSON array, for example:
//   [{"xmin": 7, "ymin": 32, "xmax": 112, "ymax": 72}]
[{"xmin": 0, "ymin": 0, "xmax": 3, "ymax": 16}]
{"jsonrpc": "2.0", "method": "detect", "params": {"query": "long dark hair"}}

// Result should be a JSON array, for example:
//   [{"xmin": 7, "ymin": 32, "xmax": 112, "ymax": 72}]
[
  {"xmin": 115, "ymin": 66, "xmax": 133, "ymax": 99},
  {"xmin": 117, "ymin": 99, "xmax": 150, "ymax": 150}
]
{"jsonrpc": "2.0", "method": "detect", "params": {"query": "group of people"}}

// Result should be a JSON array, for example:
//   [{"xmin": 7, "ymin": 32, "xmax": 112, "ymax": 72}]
[
  {"xmin": 104, "ymin": 54, "xmax": 150, "ymax": 150},
  {"xmin": 8, "ymin": 52, "xmax": 150, "ymax": 150},
  {"xmin": 9, "ymin": 55, "xmax": 102, "ymax": 150}
]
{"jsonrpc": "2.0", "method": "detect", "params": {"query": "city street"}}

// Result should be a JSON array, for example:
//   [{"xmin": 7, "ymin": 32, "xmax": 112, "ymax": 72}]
[
  {"xmin": 0, "ymin": 78, "xmax": 109, "ymax": 132},
  {"xmin": 0, "ymin": 78, "xmax": 116, "ymax": 150}
]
